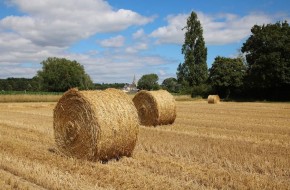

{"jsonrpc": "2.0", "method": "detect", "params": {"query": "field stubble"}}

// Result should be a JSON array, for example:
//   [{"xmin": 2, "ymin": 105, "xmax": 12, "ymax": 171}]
[
  {"xmin": 0, "ymin": 94, "xmax": 61, "ymax": 103},
  {"xmin": 0, "ymin": 100, "xmax": 290, "ymax": 189}
]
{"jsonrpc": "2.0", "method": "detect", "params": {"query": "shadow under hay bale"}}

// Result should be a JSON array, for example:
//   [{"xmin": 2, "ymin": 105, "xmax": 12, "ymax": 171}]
[
  {"xmin": 53, "ymin": 88, "xmax": 139, "ymax": 161},
  {"xmin": 133, "ymin": 90, "xmax": 176, "ymax": 126},
  {"xmin": 207, "ymin": 95, "xmax": 220, "ymax": 104}
]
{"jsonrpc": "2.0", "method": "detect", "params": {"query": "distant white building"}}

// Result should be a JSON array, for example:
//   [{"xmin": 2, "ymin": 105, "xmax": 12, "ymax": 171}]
[{"xmin": 122, "ymin": 75, "xmax": 138, "ymax": 93}]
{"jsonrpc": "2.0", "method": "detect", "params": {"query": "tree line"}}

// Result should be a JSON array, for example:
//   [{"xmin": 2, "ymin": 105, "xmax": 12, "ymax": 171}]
[
  {"xmin": 161, "ymin": 12, "xmax": 289, "ymax": 101},
  {"xmin": 0, "ymin": 57, "xmax": 95, "ymax": 92},
  {"xmin": 1, "ymin": 12, "xmax": 289, "ymax": 101},
  {"xmin": 0, "ymin": 77, "xmax": 41, "ymax": 92},
  {"xmin": 138, "ymin": 13, "xmax": 289, "ymax": 101}
]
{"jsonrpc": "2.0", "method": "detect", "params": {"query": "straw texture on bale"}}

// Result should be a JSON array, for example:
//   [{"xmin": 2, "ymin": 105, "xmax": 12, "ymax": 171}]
[
  {"xmin": 53, "ymin": 88, "xmax": 139, "ymax": 161},
  {"xmin": 208, "ymin": 95, "xmax": 220, "ymax": 104},
  {"xmin": 132, "ymin": 90, "xmax": 176, "ymax": 126}
]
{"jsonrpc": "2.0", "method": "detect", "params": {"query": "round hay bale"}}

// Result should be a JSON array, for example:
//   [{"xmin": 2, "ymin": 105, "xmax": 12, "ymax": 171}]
[
  {"xmin": 208, "ymin": 95, "xmax": 220, "ymax": 104},
  {"xmin": 132, "ymin": 90, "xmax": 176, "ymax": 126},
  {"xmin": 53, "ymin": 88, "xmax": 139, "ymax": 161}
]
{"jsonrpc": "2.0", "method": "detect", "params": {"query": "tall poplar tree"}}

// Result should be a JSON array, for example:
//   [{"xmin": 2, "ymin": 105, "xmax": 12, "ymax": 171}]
[{"xmin": 177, "ymin": 11, "xmax": 208, "ymax": 87}]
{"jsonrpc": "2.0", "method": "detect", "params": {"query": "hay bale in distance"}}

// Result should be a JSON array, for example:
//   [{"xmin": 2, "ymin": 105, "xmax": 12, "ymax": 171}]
[
  {"xmin": 208, "ymin": 95, "xmax": 220, "ymax": 104},
  {"xmin": 53, "ymin": 88, "xmax": 139, "ymax": 161},
  {"xmin": 132, "ymin": 90, "xmax": 176, "ymax": 126}
]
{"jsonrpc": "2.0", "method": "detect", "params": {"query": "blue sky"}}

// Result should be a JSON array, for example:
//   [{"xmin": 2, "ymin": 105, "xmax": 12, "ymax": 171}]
[{"xmin": 0, "ymin": 0, "xmax": 289, "ymax": 83}]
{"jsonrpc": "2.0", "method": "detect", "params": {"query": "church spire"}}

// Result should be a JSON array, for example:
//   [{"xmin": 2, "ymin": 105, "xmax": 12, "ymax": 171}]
[{"xmin": 132, "ymin": 75, "xmax": 136, "ymax": 85}]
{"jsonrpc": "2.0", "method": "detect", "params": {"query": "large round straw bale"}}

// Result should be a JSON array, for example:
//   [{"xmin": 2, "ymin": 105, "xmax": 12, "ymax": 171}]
[
  {"xmin": 132, "ymin": 90, "xmax": 176, "ymax": 126},
  {"xmin": 53, "ymin": 88, "xmax": 139, "ymax": 161},
  {"xmin": 208, "ymin": 95, "xmax": 220, "ymax": 104}
]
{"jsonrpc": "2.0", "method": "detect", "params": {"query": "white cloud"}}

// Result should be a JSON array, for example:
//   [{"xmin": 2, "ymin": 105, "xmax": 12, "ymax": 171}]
[
  {"xmin": 133, "ymin": 29, "xmax": 146, "ymax": 39},
  {"xmin": 62, "ymin": 50, "xmax": 176, "ymax": 83},
  {"xmin": 100, "ymin": 35, "xmax": 125, "ymax": 48},
  {"xmin": 0, "ymin": 65, "xmax": 38, "ymax": 78},
  {"xmin": 2, "ymin": 1, "xmax": 288, "ymax": 84},
  {"xmin": 0, "ymin": 0, "xmax": 154, "ymax": 47},
  {"xmin": 150, "ymin": 11, "xmax": 288, "ymax": 45},
  {"xmin": 0, "ymin": 0, "xmax": 156, "ymax": 81},
  {"xmin": 125, "ymin": 43, "xmax": 148, "ymax": 53},
  {"xmin": 200, "ymin": 12, "xmax": 274, "ymax": 45},
  {"xmin": 0, "ymin": 32, "xmax": 175, "ymax": 83},
  {"xmin": 150, "ymin": 14, "xmax": 186, "ymax": 44},
  {"xmin": 159, "ymin": 70, "xmax": 166, "ymax": 76},
  {"xmin": 0, "ymin": 32, "xmax": 65, "ymax": 68}
]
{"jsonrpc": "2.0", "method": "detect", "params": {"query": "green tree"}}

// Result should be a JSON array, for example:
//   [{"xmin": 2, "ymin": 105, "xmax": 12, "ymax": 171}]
[
  {"xmin": 209, "ymin": 56, "xmax": 246, "ymax": 98},
  {"xmin": 95, "ymin": 83, "xmax": 126, "ymax": 90},
  {"xmin": 37, "ymin": 57, "xmax": 94, "ymax": 92},
  {"xmin": 31, "ymin": 76, "xmax": 42, "ymax": 91},
  {"xmin": 0, "ymin": 77, "xmax": 42, "ymax": 91},
  {"xmin": 161, "ymin": 77, "xmax": 180, "ymax": 93},
  {"xmin": 241, "ymin": 21, "xmax": 290, "ymax": 100},
  {"xmin": 137, "ymin": 74, "xmax": 160, "ymax": 90},
  {"xmin": 177, "ymin": 11, "xmax": 208, "ymax": 87}
]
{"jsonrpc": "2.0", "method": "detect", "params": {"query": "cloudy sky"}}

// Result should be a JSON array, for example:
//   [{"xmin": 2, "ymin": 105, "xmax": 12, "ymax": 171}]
[{"xmin": 0, "ymin": 0, "xmax": 289, "ymax": 83}]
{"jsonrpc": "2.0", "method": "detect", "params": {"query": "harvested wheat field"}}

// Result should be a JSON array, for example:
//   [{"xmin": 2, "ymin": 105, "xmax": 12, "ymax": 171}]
[{"xmin": 0, "ymin": 100, "xmax": 290, "ymax": 189}]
